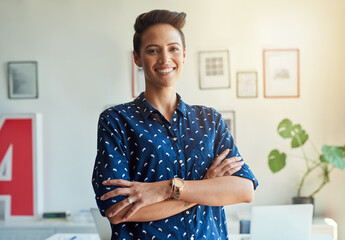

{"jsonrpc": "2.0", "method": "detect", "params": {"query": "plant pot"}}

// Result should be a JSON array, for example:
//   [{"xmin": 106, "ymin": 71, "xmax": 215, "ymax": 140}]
[
  {"xmin": 292, "ymin": 196, "xmax": 314, "ymax": 205},
  {"xmin": 292, "ymin": 196, "xmax": 315, "ymax": 217}
]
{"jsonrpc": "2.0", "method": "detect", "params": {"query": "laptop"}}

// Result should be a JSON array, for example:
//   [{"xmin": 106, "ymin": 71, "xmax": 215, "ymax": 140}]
[
  {"xmin": 90, "ymin": 208, "xmax": 112, "ymax": 240},
  {"xmin": 250, "ymin": 204, "xmax": 313, "ymax": 240}
]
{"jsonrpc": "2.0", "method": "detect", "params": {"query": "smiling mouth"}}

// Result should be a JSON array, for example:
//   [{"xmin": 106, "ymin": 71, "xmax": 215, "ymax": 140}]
[{"xmin": 156, "ymin": 67, "xmax": 174, "ymax": 74}]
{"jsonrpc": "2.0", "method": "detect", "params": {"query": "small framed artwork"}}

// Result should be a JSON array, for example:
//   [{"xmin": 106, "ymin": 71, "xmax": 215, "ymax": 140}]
[
  {"xmin": 263, "ymin": 49, "xmax": 300, "ymax": 98},
  {"xmin": 7, "ymin": 61, "xmax": 38, "ymax": 99},
  {"xmin": 199, "ymin": 50, "xmax": 230, "ymax": 89},
  {"xmin": 131, "ymin": 55, "xmax": 145, "ymax": 98},
  {"xmin": 220, "ymin": 111, "xmax": 236, "ymax": 140},
  {"xmin": 237, "ymin": 71, "xmax": 258, "ymax": 98}
]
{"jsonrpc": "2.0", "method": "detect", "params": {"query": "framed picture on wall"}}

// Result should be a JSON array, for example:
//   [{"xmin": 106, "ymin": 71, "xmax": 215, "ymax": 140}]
[
  {"xmin": 237, "ymin": 71, "xmax": 258, "ymax": 98},
  {"xmin": 263, "ymin": 49, "xmax": 300, "ymax": 98},
  {"xmin": 199, "ymin": 50, "xmax": 230, "ymax": 89},
  {"xmin": 7, "ymin": 61, "xmax": 38, "ymax": 99},
  {"xmin": 131, "ymin": 55, "xmax": 145, "ymax": 98},
  {"xmin": 220, "ymin": 111, "xmax": 236, "ymax": 140}
]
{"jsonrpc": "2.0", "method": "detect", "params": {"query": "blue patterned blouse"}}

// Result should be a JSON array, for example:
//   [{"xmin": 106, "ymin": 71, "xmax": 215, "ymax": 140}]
[{"xmin": 92, "ymin": 92, "xmax": 258, "ymax": 240}]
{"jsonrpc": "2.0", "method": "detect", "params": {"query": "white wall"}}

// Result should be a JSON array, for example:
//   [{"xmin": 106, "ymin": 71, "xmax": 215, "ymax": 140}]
[{"xmin": 1, "ymin": 0, "xmax": 344, "ymax": 238}]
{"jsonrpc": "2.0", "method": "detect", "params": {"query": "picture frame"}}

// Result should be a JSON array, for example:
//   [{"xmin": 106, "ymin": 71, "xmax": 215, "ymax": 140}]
[
  {"xmin": 131, "ymin": 55, "xmax": 145, "ymax": 98},
  {"xmin": 263, "ymin": 49, "xmax": 300, "ymax": 98},
  {"xmin": 220, "ymin": 111, "xmax": 236, "ymax": 140},
  {"xmin": 199, "ymin": 50, "xmax": 230, "ymax": 89},
  {"xmin": 237, "ymin": 71, "xmax": 258, "ymax": 98},
  {"xmin": 7, "ymin": 61, "xmax": 38, "ymax": 99}
]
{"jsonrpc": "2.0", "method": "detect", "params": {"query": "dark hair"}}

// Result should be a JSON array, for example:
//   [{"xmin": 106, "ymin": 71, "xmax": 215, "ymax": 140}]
[{"xmin": 133, "ymin": 9, "xmax": 186, "ymax": 56}]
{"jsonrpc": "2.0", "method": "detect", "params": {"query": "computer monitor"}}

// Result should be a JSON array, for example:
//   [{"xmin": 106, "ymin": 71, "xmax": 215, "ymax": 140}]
[
  {"xmin": 250, "ymin": 204, "xmax": 313, "ymax": 240},
  {"xmin": 90, "ymin": 208, "xmax": 112, "ymax": 240}
]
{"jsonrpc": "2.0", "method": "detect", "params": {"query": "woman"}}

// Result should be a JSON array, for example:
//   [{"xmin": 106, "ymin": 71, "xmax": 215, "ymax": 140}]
[{"xmin": 92, "ymin": 9, "xmax": 258, "ymax": 240}]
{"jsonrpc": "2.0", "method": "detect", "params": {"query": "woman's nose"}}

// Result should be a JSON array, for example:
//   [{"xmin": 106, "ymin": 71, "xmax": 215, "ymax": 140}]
[{"xmin": 159, "ymin": 51, "xmax": 171, "ymax": 64}]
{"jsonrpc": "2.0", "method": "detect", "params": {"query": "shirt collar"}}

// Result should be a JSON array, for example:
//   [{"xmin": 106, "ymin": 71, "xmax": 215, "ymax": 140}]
[
  {"xmin": 134, "ymin": 92, "xmax": 187, "ymax": 119},
  {"xmin": 176, "ymin": 94, "xmax": 187, "ymax": 117}
]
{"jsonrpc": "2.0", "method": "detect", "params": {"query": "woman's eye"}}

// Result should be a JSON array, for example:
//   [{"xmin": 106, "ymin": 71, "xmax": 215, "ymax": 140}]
[
  {"xmin": 170, "ymin": 47, "xmax": 179, "ymax": 51},
  {"xmin": 147, "ymin": 49, "xmax": 158, "ymax": 54}
]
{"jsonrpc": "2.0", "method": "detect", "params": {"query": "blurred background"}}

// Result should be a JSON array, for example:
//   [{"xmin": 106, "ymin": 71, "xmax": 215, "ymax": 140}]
[{"xmin": 0, "ymin": 0, "xmax": 344, "ymax": 238}]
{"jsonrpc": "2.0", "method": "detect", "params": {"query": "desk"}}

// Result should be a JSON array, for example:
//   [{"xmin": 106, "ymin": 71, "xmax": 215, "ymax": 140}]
[
  {"xmin": 228, "ymin": 218, "xmax": 337, "ymax": 240},
  {"xmin": 0, "ymin": 220, "xmax": 97, "ymax": 240},
  {"xmin": 46, "ymin": 233, "xmax": 100, "ymax": 240}
]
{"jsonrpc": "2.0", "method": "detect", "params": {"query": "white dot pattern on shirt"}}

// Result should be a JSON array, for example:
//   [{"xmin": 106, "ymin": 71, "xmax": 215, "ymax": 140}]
[{"xmin": 92, "ymin": 93, "xmax": 258, "ymax": 240}]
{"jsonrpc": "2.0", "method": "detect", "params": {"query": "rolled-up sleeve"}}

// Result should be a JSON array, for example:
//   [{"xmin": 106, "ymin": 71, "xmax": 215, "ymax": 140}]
[
  {"xmin": 92, "ymin": 111, "xmax": 130, "ymax": 216},
  {"xmin": 214, "ymin": 110, "xmax": 258, "ymax": 190}
]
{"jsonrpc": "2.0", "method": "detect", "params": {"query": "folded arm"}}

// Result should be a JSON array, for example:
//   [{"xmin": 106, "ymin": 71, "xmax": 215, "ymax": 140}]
[
  {"xmin": 104, "ymin": 175, "xmax": 253, "ymax": 225},
  {"xmin": 102, "ymin": 149, "xmax": 254, "ymax": 225}
]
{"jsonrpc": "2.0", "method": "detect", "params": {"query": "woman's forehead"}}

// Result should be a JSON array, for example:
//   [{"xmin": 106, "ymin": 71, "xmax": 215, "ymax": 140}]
[{"xmin": 141, "ymin": 24, "xmax": 183, "ymax": 46}]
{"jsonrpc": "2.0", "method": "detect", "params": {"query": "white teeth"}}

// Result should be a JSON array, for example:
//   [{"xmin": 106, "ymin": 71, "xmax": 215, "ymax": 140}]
[{"xmin": 157, "ymin": 68, "xmax": 173, "ymax": 73}]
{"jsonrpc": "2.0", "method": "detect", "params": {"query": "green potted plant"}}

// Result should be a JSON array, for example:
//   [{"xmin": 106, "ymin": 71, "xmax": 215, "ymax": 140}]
[{"xmin": 268, "ymin": 118, "xmax": 345, "ymax": 204}]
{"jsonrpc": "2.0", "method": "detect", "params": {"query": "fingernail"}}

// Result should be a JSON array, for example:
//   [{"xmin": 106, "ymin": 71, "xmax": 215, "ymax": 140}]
[{"xmin": 108, "ymin": 213, "xmax": 113, "ymax": 217}]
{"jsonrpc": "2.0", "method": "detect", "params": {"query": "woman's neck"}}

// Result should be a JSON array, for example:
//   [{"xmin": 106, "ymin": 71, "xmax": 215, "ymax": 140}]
[{"xmin": 144, "ymin": 87, "xmax": 178, "ymax": 122}]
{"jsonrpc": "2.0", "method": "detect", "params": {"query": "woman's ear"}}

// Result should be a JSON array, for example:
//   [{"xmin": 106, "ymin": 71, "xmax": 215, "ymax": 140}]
[{"xmin": 133, "ymin": 51, "xmax": 142, "ymax": 67}]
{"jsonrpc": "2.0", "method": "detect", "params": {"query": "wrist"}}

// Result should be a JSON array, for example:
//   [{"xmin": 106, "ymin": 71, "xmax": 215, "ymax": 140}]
[
  {"xmin": 170, "ymin": 178, "xmax": 185, "ymax": 200},
  {"xmin": 164, "ymin": 180, "xmax": 173, "ymax": 200}
]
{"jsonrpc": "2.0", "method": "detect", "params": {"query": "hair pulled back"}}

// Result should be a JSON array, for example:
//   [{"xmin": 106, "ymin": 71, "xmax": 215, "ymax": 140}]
[{"xmin": 133, "ymin": 9, "xmax": 186, "ymax": 56}]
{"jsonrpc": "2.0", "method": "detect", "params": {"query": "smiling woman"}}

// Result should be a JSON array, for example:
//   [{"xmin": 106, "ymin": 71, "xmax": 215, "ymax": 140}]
[
  {"xmin": 91, "ymin": 9, "xmax": 258, "ymax": 240},
  {"xmin": 133, "ymin": 23, "xmax": 186, "ymax": 93}
]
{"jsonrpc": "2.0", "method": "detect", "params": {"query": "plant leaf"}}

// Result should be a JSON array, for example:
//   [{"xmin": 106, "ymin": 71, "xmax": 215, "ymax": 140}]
[
  {"xmin": 277, "ymin": 119, "xmax": 293, "ymax": 139},
  {"xmin": 291, "ymin": 124, "xmax": 309, "ymax": 148},
  {"xmin": 322, "ymin": 145, "xmax": 345, "ymax": 169},
  {"xmin": 268, "ymin": 149, "xmax": 286, "ymax": 173}
]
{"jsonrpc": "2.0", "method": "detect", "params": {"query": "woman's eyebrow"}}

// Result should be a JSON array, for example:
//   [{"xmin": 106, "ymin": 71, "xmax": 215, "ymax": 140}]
[
  {"xmin": 168, "ymin": 42, "xmax": 182, "ymax": 46},
  {"xmin": 144, "ymin": 42, "xmax": 182, "ymax": 50},
  {"xmin": 145, "ymin": 44, "xmax": 160, "ymax": 50}
]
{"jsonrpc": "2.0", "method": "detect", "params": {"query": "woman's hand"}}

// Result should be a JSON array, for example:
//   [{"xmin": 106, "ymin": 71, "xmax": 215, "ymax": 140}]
[
  {"xmin": 100, "ymin": 179, "xmax": 170, "ymax": 221},
  {"xmin": 204, "ymin": 149, "xmax": 244, "ymax": 179}
]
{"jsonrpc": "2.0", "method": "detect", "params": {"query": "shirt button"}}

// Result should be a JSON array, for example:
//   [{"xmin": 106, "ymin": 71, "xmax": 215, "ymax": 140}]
[
  {"xmin": 173, "ymin": 137, "xmax": 178, "ymax": 141},
  {"xmin": 190, "ymin": 236, "xmax": 194, "ymax": 240},
  {"xmin": 186, "ymin": 211, "xmax": 190, "ymax": 214},
  {"xmin": 179, "ymin": 160, "xmax": 183, "ymax": 164}
]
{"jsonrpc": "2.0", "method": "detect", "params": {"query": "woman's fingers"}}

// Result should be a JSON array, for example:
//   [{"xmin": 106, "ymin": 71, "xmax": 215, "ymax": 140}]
[
  {"xmin": 218, "ymin": 156, "xmax": 242, "ymax": 169},
  {"xmin": 100, "ymin": 187, "xmax": 131, "ymax": 200},
  {"xmin": 204, "ymin": 150, "xmax": 230, "ymax": 179},
  {"xmin": 102, "ymin": 181, "xmax": 168, "ymax": 219},
  {"xmin": 122, "ymin": 201, "xmax": 142, "ymax": 221},
  {"xmin": 209, "ymin": 149, "xmax": 230, "ymax": 170},
  {"xmin": 101, "ymin": 179, "xmax": 133, "ymax": 200},
  {"xmin": 219, "ymin": 160, "xmax": 244, "ymax": 176},
  {"xmin": 204, "ymin": 155, "xmax": 244, "ymax": 179},
  {"xmin": 224, "ymin": 166, "xmax": 243, "ymax": 176},
  {"xmin": 102, "ymin": 179, "xmax": 132, "ymax": 187},
  {"xmin": 221, "ymin": 160, "xmax": 244, "ymax": 172},
  {"xmin": 108, "ymin": 198, "xmax": 134, "ymax": 217}
]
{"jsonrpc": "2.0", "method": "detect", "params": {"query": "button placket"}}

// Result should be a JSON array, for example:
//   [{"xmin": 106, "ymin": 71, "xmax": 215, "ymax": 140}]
[{"xmin": 171, "ymin": 112, "xmax": 186, "ymax": 176}]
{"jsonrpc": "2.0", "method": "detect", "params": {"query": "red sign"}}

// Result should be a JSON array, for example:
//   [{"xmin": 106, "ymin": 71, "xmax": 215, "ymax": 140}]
[{"xmin": 0, "ymin": 115, "xmax": 37, "ymax": 218}]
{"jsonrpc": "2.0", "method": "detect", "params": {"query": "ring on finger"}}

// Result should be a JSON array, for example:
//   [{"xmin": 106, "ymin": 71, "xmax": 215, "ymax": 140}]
[{"xmin": 127, "ymin": 197, "xmax": 134, "ymax": 204}]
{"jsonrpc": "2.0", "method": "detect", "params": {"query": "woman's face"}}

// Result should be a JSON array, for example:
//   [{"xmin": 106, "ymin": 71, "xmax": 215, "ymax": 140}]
[{"xmin": 134, "ymin": 24, "xmax": 186, "ymax": 90}]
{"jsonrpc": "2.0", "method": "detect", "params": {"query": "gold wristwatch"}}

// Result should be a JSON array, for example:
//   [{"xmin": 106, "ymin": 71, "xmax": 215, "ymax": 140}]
[{"xmin": 173, "ymin": 177, "xmax": 185, "ymax": 200}]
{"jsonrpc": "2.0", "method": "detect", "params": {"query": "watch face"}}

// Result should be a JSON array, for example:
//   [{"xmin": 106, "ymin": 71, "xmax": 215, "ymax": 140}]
[{"xmin": 175, "ymin": 178, "xmax": 184, "ymax": 188}]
